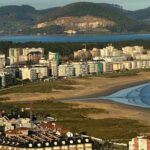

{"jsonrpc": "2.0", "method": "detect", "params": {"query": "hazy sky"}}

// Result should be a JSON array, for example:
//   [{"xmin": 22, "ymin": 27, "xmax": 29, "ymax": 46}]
[{"xmin": 0, "ymin": 0, "xmax": 149, "ymax": 10}]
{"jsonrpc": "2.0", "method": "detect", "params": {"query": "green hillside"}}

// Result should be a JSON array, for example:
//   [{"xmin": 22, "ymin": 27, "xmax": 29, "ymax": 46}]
[{"xmin": 0, "ymin": 2, "xmax": 149, "ymax": 34}]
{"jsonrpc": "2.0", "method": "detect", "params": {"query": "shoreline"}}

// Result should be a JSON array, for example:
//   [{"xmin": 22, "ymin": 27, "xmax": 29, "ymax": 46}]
[
  {"xmin": 63, "ymin": 79, "xmax": 150, "ymax": 100},
  {"xmin": 1, "ymin": 73, "xmax": 150, "ymax": 125},
  {"xmin": 1, "ymin": 34, "xmax": 150, "ymax": 43},
  {"xmin": 1, "ymin": 72, "xmax": 150, "ymax": 107},
  {"xmin": 62, "ymin": 82, "xmax": 150, "ymax": 110}
]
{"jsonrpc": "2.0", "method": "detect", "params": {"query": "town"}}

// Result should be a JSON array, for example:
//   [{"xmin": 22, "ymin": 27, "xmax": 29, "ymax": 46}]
[
  {"xmin": 1, "ymin": 45, "xmax": 150, "ymax": 150},
  {"xmin": 0, "ymin": 109, "xmax": 149, "ymax": 150},
  {"xmin": 0, "ymin": 110, "xmax": 94, "ymax": 150},
  {"xmin": 0, "ymin": 45, "xmax": 150, "ymax": 87}
]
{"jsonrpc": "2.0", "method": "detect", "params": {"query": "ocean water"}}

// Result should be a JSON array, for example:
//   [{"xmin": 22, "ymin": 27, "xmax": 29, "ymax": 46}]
[
  {"xmin": 100, "ymin": 83, "xmax": 150, "ymax": 108},
  {"xmin": 63, "ymin": 83, "xmax": 150, "ymax": 108},
  {"xmin": 0, "ymin": 34, "xmax": 150, "ymax": 43}
]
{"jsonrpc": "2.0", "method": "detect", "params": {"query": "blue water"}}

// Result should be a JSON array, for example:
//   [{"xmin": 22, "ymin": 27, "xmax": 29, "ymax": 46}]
[
  {"xmin": 100, "ymin": 83, "xmax": 150, "ymax": 108},
  {"xmin": 63, "ymin": 83, "xmax": 150, "ymax": 108},
  {"xmin": 0, "ymin": 34, "xmax": 150, "ymax": 43}
]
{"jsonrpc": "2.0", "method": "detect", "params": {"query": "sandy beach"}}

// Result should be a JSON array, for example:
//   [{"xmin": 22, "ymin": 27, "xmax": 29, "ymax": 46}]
[
  {"xmin": 0, "ymin": 71, "xmax": 150, "ymax": 128},
  {"xmin": 1, "ymin": 71, "xmax": 150, "ymax": 102}
]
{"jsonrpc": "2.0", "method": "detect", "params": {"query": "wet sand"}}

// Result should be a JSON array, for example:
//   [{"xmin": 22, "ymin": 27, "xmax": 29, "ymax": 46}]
[
  {"xmin": 1, "ymin": 72, "xmax": 150, "ymax": 125},
  {"xmin": 1, "ymin": 71, "xmax": 150, "ymax": 102}
]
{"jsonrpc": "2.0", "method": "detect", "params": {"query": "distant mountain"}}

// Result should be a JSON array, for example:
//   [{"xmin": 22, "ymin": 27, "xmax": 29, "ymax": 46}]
[
  {"xmin": 128, "ymin": 7, "xmax": 150, "ymax": 24},
  {"xmin": 0, "ymin": 2, "xmax": 149, "ymax": 34},
  {"xmin": 0, "ymin": 5, "xmax": 36, "ymax": 32},
  {"xmin": 36, "ymin": 2, "xmax": 134, "ymax": 33}
]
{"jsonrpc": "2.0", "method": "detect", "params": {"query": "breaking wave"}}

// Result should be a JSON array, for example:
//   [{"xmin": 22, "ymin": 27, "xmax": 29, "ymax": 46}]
[{"xmin": 100, "ymin": 83, "xmax": 150, "ymax": 108}]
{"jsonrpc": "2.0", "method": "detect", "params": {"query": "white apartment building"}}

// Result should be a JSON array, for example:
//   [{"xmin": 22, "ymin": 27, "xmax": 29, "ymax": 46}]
[
  {"xmin": 39, "ymin": 57, "xmax": 50, "ymax": 67},
  {"xmin": 100, "ymin": 45, "xmax": 122, "ymax": 57},
  {"xmin": 48, "ymin": 52, "xmax": 59, "ymax": 62},
  {"xmin": 32, "ymin": 65, "xmax": 48, "ymax": 79},
  {"xmin": 0, "ymin": 72, "xmax": 15, "ymax": 87},
  {"xmin": 87, "ymin": 61, "xmax": 97, "ymax": 74},
  {"xmin": 51, "ymin": 60, "xmax": 58, "ymax": 77},
  {"xmin": 102, "ymin": 62, "xmax": 113, "ymax": 72},
  {"xmin": 8, "ymin": 48, "xmax": 44, "ymax": 65},
  {"xmin": 72, "ymin": 62, "xmax": 88, "ymax": 76},
  {"xmin": 90, "ymin": 48, "xmax": 100, "ymax": 57},
  {"xmin": 22, "ymin": 48, "xmax": 44, "ymax": 56},
  {"xmin": 74, "ymin": 48, "xmax": 92, "ymax": 61},
  {"xmin": 0, "ymin": 54, "xmax": 5, "ymax": 68},
  {"xmin": 135, "ymin": 54, "xmax": 150, "ymax": 60},
  {"xmin": 123, "ymin": 61, "xmax": 132, "ymax": 70},
  {"xmin": 113, "ymin": 62, "xmax": 124, "ymax": 71},
  {"xmin": 20, "ymin": 65, "xmax": 48, "ymax": 80},
  {"xmin": 20, "ymin": 68, "xmax": 37, "ymax": 81},
  {"xmin": 102, "ymin": 56, "xmax": 127, "ymax": 63},
  {"xmin": 122, "ymin": 46, "xmax": 145, "ymax": 57},
  {"xmin": 58, "ymin": 64, "xmax": 75, "ymax": 77}
]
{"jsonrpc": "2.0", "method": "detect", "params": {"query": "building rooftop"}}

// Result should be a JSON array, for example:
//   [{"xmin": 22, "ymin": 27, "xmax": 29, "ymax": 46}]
[{"xmin": 0, "ymin": 112, "xmax": 93, "ymax": 149}]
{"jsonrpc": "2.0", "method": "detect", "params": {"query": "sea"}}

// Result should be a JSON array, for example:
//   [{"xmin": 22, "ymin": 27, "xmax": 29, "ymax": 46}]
[
  {"xmin": 0, "ymin": 34, "xmax": 150, "ymax": 43},
  {"xmin": 68, "ymin": 83, "xmax": 150, "ymax": 108},
  {"xmin": 100, "ymin": 83, "xmax": 150, "ymax": 108}
]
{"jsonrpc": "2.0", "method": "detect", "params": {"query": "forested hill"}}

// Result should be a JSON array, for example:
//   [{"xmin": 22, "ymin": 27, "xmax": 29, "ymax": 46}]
[
  {"xmin": 0, "ymin": 2, "xmax": 150, "ymax": 34},
  {"xmin": 1, "ymin": 40, "xmax": 150, "ymax": 57}
]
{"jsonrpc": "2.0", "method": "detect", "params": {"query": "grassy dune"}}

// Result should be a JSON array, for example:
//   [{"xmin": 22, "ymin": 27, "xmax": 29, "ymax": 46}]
[
  {"xmin": 0, "ymin": 101, "xmax": 150, "ymax": 141},
  {"xmin": 0, "ymin": 79, "xmax": 76, "ymax": 95}
]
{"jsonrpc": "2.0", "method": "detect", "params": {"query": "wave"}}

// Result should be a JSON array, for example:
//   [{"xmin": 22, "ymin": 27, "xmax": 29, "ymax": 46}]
[{"xmin": 100, "ymin": 83, "xmax": 150, "ymax": 108}]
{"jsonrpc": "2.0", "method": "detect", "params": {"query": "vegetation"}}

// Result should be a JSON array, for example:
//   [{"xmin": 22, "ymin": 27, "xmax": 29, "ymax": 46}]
[
  {"xmin": 0, "ymin": 2, "xmax": 150, "ymax": 34},
  {"xmin": 0, "ymin": 100, "xmax": 150, "ymax": 141},
  {"xmin": 0, "ymin": 97, "xmax": 10, "ymax": 101},
  {"xmin": 100, "ymin": 70, "xmax": 139, "ymax": 78},
  {"xmin": 59, "ymin": 119, "xmax": 150, "ymax": 140},
  {"xmin": 0, "ymin": 79, "xmax": 76, "ymax": 95},
  {"xmin": 1, "ymin": 40, "xmax": 150, "ymax": 58}
]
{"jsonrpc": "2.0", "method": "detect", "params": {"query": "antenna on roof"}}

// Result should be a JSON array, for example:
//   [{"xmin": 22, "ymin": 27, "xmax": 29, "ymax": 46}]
[
  {"xmin": 30, "ymin": 102, "xmax": 33, "ymax": 129},
  {"xmin": 21, "ymin": 102, "xmax": 33, "ymax": 129}
]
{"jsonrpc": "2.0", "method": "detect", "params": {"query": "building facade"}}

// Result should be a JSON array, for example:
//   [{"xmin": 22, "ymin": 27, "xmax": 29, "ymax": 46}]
[
  {"xmin": 129, "ymin": 135, "xmax": 150, "ymax": 150},
  {"xmin": 0, "ymin": 72, "xmax": 15, "ymax": 87},
  {"xmin": 0, "ymin": 54, "xmax": 5, "ymax": 68},
  {"xmin": 58, "ymin": 64, "xmax": 75, "ymax": 77},
  {"xmin": 9, "ymin": 48, "xmax": 44, "ymax": 65}
]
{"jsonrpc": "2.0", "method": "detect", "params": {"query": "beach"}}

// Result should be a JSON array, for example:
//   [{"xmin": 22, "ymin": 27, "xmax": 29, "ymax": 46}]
[
  {"xmin": 1, "ymin": 71, "xmax": 150, "ymax": 102},
  {"xmin": 1, "ymin": 71, "xmax": 150, "ymax": 123},
  {"xmin": 1, "ymin": 71, "xmax": 150, "ymax": 138}
]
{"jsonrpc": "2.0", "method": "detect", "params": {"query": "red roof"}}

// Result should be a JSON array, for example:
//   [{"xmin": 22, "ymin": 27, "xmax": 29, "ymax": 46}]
[
  {"xmin": 6, "ymin": 127, "xmax": 29, "ymax": 135},
  {"xmin": 39, "ymin": 122, "xmax": 68, "ymax": 134}
]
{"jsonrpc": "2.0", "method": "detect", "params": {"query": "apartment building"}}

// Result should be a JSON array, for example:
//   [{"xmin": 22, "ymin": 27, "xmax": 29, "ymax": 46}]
[
  {"xmin": 0, "ymin": 54, "xmax": 5, "ymax": 68},
  {"xmin": 129, "ymin": 135, "xmax": 150, "ymax": 150},
  {"xmin": 9, "ymin": 48, "xmax": 44, "ymax": 65},
  {"xmin": 58, "ymin": 64, "xmax": 75, "ymax": 77},
  {"xmin": 0, "ymin": 72, "xmax": 15, "ymax": 87},
  {"xmin": 20, "ymin": 66, "xmax": 48, "ymax": 80}
]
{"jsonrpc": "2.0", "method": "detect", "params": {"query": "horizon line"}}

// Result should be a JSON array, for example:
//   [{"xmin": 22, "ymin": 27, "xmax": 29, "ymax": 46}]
[{"xmin": 0, "ymin": 1, "xmax": 149, "ymax": 11}]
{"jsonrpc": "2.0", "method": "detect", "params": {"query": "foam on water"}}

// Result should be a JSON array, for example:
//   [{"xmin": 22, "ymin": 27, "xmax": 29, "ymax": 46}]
[{"xmin": 100, "ymin": 83, "xmax": 150, "ymax": 108}]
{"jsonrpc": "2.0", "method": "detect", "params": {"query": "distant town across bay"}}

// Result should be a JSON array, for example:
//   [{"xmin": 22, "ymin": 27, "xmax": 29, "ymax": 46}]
[{"xmin": 1, "ymin": 34, "xmax": 150, "ymax": 43}]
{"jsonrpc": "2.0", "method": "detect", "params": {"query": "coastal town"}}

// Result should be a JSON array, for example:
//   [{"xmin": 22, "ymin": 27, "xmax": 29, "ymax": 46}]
[
  {"xmin": 1, "ymin": 0, "xmax": 150, "ymax": 149},
  {"xmin": 0, "ymin": 110, "xmax": 94, "ymax": 150},
  {"xmin": 1, "ymin": 45, "xmax": 150, "ymax": 87},
  {"xmin": 0, "ymin": 45, "xmax": 150, "ymax": 149},
  {"xmin": 0, "ymin": 109, "xmax": 149, "ymax": 149}
]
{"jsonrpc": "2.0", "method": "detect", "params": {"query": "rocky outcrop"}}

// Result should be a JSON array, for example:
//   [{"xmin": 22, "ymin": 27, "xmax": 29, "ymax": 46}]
[{"xmin": 36, "ymin": 16, "xmax": 115, "ymax": 32}]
